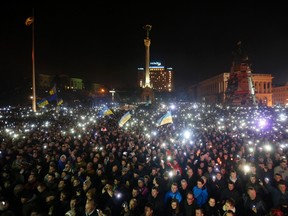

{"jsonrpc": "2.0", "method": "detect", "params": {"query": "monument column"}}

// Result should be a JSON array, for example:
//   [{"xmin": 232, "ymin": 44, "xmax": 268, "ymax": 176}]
[
  {"xmin": 141, "ymin": 25, "xmax": 154, "ymax": 103},
  {"xmin": 144, "ymin": 36, "xmax": 151, "ymax": 87}
]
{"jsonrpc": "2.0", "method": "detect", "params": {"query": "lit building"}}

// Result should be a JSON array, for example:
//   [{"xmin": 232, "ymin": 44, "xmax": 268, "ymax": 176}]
[
  {"xmin": 38, "ymin": 74, "xmax": 84, "ymax": 90},
  {"xmin": 272, "ymin": 83, "xmax": 288, "ymax": 106},
  {"xmin": 193, "ymin": 42, "xmax": 273, "ymax": 106},
  {"xmin": 68, "ymin": 77, "xmax": 84, "ymax": 90},
  {"xmin": 194, "ymin": 72, "xmax": 273, "ymax": 106},
  {"xmin": 138, "ymin": 62, "xmax": 174, "ymax": 92},
  {"xmin": 251, "ymin": 73, "xmax": 273, "ymax": 106},
  {"xmin": 196, "ymin": 73, "xmax": 230, "ymax": 104}
]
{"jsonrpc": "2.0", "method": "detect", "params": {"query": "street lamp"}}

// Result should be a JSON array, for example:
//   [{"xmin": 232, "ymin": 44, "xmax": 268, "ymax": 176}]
[{"xmin": 109, "ymin": 90, "xmax": 116, "ymax": 102}]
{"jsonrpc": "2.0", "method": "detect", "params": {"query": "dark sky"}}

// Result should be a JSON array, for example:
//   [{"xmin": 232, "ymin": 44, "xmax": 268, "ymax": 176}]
[{"xmin": 1, "ymin": 4, "xmax": 288, "ymax": 90}]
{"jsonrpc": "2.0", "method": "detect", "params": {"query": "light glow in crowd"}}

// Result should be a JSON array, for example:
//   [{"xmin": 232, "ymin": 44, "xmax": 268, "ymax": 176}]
[{"xmin": 0, "ymin": 102, "xmax": 288, "ymax": 182}]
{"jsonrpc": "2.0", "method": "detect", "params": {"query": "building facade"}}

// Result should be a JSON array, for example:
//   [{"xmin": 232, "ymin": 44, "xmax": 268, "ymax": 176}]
[
  {"xmin": 138, "ymin": 62, "xmax": 174, "ymax": 92},
  {"xmin": 195, "ymin": 72, "xmax": 273, "ymax": 106},
  {"xmin": 273, "ymin": 83, "xmax": 288, "ymax": 106},
  {"xmin": 197, "ymin": 73, "xmax": 230, "ymax": 104},
  {"xmin": 251, "ymin": 73, "xmax": 273, "ymax": 106},
  {"xmin": 38, "ymin": 74, "xmax": 84, "ymax": 90}
]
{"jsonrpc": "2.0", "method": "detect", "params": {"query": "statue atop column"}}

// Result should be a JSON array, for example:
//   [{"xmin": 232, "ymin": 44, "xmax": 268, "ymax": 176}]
[
  {"xmin": 143, "ymin": 25, "xmax": 152, "ymax": 39},
  {"xmin": 232, "ymin": 41, "xmax": 249, "ymax": 66}
]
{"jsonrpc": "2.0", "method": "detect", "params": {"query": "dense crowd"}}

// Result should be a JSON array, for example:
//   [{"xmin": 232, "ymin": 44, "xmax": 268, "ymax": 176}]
[{"xmin": 0, "ymin": 102, "xmax": 288, "ymax": 216}]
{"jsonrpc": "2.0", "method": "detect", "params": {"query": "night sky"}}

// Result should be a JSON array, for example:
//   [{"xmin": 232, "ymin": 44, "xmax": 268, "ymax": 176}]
[{"xmin": 1, "ymin": 4, "xmax": 288, "ymax": 91}]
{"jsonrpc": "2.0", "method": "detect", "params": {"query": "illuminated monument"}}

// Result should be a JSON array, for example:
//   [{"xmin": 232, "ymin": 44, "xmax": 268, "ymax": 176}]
[
  {"xmin": 225, "ymin": 41, "xmax": 257, "ymax": 106},
  {"xmin": 141, "ymin": 24, "xmax": 155, "ymax": 103}
]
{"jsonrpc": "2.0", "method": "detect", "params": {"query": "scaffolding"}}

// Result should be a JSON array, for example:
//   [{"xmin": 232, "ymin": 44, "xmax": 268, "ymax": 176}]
[{"xmin": 225, "ymin": 42, "xmax": 257, "ymax": 106}]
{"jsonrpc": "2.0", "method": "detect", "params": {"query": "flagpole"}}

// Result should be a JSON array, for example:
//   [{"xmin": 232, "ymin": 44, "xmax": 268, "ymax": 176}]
[{"xmin": 31, "ymin": 8, "xmax": 36, "ymax": 112}]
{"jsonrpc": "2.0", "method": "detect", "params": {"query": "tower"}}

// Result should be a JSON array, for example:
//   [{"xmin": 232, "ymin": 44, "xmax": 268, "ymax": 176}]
[
  {"xmin": 141, "ymin": 24, "xmax": 155, "ymax": 103},
  {"xmin": 144, "ymin": 25, "xmax": 152, "ymax": 88},
  {"xmin": 225, "ymin": 41, "xmax": 257, "ymax": 106}
]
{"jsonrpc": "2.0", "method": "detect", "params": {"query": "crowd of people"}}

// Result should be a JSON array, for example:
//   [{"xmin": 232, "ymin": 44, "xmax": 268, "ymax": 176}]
[{"xmin": 0, "ymin": 102, "xmax": 288, "ymax": 216}]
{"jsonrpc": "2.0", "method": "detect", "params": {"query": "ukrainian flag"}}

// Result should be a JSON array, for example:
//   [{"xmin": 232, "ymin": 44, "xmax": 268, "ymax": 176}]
[
  {"xmin": 101, "ymin": 105, "xmax": 113, "ymax": 116},
  {"xmin": 57, "ymin": 99, "xmax": 64, "ymax": 106},
  {"xmin": 37, "ymin": 99, "xmax": 49, "ymax": 107},
  {"xmin": 49, "ymin": 84, "xmax": 57, "ymax": 95},
  {"xmin": 118, "ymin": 111, "xmax": 131, "ymax": 127},
  {"xmin": 47, "ymin": 93, "xmax": 57, "ymax": 102},
  {"xmin": 157, "ymin": 111, "xmax": 173, "ymax": 127}
]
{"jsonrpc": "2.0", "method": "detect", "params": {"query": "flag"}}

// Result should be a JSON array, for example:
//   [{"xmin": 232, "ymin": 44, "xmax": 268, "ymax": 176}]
[
  {"xmin": 49, "ymin": 84, "xmax": 57, "ymax": 95},
  {"xmin": 47, "ymin": 93, "xmax": 57, "ymax": 102},
  {"xmin": 101, "ymin": 105, "xmax": 113, "ymax": 116},
  {"xmin": 25, "ymin": 17, "xmax": 34, "ymax": 26},
  {"xmin": 118, "ymin": 111, "xmax": 131, "ymax": 127},
  {"xmin": 37, "ymin": 99, "xmax": 49, "ymax": 107},
  {"xmin": 57, "ymin": 99, "xmax": 63, "ymax": 106},
  {"xmin": 157, "ymin": 111, "xmax": 173, "ymax": 127}
]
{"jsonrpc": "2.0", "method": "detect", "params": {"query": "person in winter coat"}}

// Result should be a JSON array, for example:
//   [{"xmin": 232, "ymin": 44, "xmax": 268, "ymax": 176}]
[
  {"xmin": 147, "ymin": 186, "xmax": 164, "ymax": 216},
  {"xmin": 181, "ymin": 191, "xmax": 199, "ymax": 216},
  {"xmin": 243, "ymin": 186, "xmax": 268, "ymax": 216},
  {"xmin": 164, "ymin": 182, "xmax": 183, "ymax": 207},
  {"xmin": 222, "ymin": 198, "xmax": 236, "ymax": 216},
  {"xmin": 204, "ymin": 197, "xmax": 221, "ymax": 216},
  {"xmin": 166, "ymin": 198, "xmax": 184, "ymax": 216},
  {"xmin": 265, "ymin": 179, "xmax": 288, "ymax": 208},
  {"xmin": 193, "ymin": 178, "xmax": 208, "ymax": 207}
]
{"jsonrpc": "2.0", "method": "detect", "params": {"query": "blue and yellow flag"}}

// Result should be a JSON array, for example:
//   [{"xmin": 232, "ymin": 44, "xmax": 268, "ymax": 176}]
[
  {"xmin": 101, "ymin": 105, "xmax": 113, "ymax": 116},
  {"xmin": 37, "ymin": 99, "xmax": 49, "ymax": 107},
  {"xmin": 118, "ymin": 111, "xmax": 131, "ymax": 127},
  {"xmin": 49, "ymin": 84, "xmax": 57, "ymax": 95},
  {"xmin": 57, "ymin": 99, "xmax": 64, "ymax": 106},
  {"xmin": 157, "ymin": 111, "xmax": 173, "ymax": 127},
  {"xmin": 47, "ymin": 93, "xmax": 57, "ymax": 102}
]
